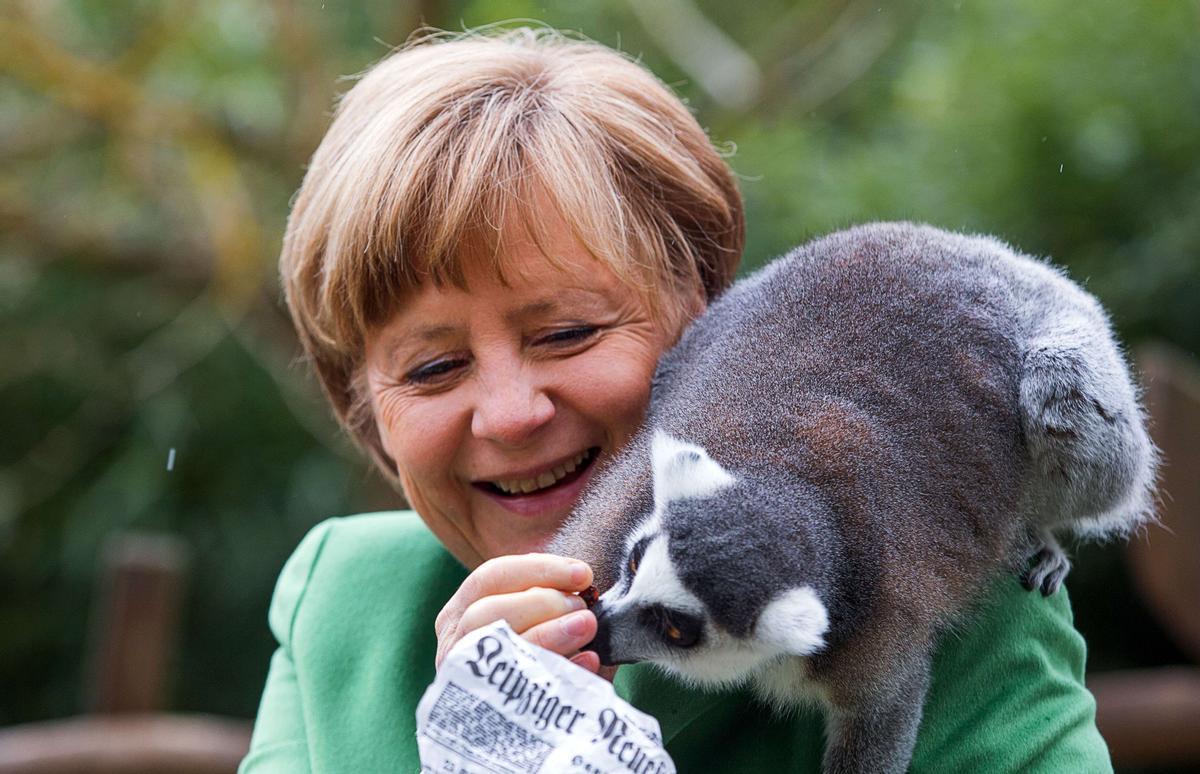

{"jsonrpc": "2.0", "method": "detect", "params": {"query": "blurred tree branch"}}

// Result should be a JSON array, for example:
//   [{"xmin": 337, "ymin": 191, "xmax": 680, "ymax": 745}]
[
  {"xmin": 0, "ymin": 9, "xmax": 145, "ymax": 132},
  {"xmin": 0, "ymin": 0, "xmax": 432, "ymax": 534},
  {"xmin": 229, "ymin": 308, "xmax": 367, "ymax": 468},
  {"xmin": 626, "ymin": 0, "xmax": 762, "ymax": 110},
  {"xmin": 268, "ymin": 0, "xmax": 342, "ymax": 164},
  {"xmin": 755, "ymin": 0, "xmax": 916, "ymax": 117},
  {"xmin": 2, "ymin": 296, "xmax": 230, "ymax": 515},
  {"xmin": 115, "ymin": 0, "xmax": 200, "ymax": 77},
  {"xmin": 0, "ymin": 4, "xmax": 265, "ymax": 308},
  {"xmin": 0, "ymin": 190, "xmax": 211, "ymax": 286},
  {"xmin": 625, "ymin": 0, "xmax": 914, "ymax": 130},
  {"xmin": 0, "ymin": 2, "xmax": 277, "ymax": 519}
]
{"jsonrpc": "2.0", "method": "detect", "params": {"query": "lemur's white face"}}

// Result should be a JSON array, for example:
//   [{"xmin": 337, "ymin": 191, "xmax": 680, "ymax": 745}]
[{"xmin": 590, "ymin": 431, "xmax": 830, "ymax": 687}]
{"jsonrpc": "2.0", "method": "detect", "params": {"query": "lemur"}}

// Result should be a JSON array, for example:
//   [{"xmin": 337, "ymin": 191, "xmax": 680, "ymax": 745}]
[{"xmin": 550, "ymin": 222, "xmax": 1157, "ymax": 774}]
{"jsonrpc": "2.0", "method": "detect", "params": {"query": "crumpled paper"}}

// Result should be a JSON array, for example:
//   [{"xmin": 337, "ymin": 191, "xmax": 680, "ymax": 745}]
[{"xmin": 417, "ymin": 620, "xmax": 676, "ymax": 774}]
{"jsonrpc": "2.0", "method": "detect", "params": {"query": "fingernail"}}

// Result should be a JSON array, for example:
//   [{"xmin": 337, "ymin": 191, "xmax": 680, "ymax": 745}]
[
  {"xmin": 560, "ymin": 610, "xmax": 591, "ymax": 638},
  {"xmin": 564, "ymin": 593, "xmax": 587, "ymax": 612},
  {"xmin": 568, "ymin": 561, "xmax": 590, "ymax": 586}
]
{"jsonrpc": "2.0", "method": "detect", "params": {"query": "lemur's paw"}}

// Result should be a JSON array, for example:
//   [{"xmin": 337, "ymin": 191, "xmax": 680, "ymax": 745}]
[{"xmin": 1023, "ymin": 545, "xmax": 1071, "ymax": 597}]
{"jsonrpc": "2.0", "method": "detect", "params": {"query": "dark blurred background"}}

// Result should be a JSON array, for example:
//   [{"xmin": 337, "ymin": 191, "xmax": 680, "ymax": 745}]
[{"xmin": 1, "ymin": 1, "xmax": 1197, "ymax": 771}]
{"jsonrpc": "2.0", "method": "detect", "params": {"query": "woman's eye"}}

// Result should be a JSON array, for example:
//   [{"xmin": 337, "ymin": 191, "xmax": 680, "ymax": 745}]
[
  {"xmin": 538, "ymin": 326, "xmax": 598, "ymax": 346},
  {"xmin": 406, "ymin": 358, "xmax": 467, "ymax": 384}
]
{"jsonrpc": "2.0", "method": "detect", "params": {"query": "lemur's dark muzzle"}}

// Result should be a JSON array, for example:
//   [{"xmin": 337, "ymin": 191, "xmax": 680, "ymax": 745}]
[
  {"xmin": 584, "ymin": 599, "xmax": 615, "ymax": 665},
  {"xmin": 584, "ymin": 600, "xmax": 637, "ymax": 666}
]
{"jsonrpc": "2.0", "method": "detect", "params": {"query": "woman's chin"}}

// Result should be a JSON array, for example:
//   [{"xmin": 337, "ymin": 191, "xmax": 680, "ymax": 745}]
[
  {"xmin": 471, "ymin": 524, "xmax": 563, "ymax": 559},
  {"xmin": 475, "ymin": 498, "xmax": 581, "ymax": 557},
  {"xmin": 508, "ymin": 533, "xmax": 558, "ymax": 556}
]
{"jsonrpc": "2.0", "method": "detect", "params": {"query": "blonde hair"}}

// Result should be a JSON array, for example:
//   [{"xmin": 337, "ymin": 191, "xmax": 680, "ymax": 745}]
[{"xmin": 280, "ymin": 26, "xmax": 745, "ymax": 480}]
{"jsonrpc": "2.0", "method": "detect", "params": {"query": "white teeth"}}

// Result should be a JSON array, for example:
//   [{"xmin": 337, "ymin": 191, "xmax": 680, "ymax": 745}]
[
  {"xmin": 490, "ymin": 449, "xmax": 593, "ymax": 495},
  {"xmin": 565, "ymin": 451, "xmax": 587, "ymax": 473}
]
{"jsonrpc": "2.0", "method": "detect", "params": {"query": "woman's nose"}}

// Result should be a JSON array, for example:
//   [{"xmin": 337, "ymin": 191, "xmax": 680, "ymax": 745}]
[{"xmin": 470, "ymin": 369, "xmax": 556, "ymax": 447}]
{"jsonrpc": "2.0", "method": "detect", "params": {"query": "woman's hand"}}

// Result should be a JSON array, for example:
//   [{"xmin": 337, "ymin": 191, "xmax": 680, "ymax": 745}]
[{"xmin": 434, "ymin": 554, "xmax": 603, "ymax": 674}]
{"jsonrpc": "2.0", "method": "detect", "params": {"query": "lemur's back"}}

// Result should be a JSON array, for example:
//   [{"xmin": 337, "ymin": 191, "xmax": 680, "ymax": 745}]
[
  {"xmin": 651, "ymin": 224, "xmax": 1029, "ymax": 628},
  {"xmin": 552, "ymin": 223, "xmax": 1156, "ymax": 774},
  {"xmin": 647, "ymin": 222, "xmax": 1153, "ymax": 623}
]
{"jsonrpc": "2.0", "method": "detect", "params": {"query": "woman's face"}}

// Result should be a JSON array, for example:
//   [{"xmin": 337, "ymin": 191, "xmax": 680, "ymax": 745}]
[{"xmin": 364, "ymin": 221, "xmax": 692, "ymax": 567}]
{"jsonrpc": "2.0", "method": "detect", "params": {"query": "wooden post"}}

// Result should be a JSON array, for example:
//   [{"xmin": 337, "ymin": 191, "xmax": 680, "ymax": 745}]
[
  {"xmin": 1132, "ymin": 345, "xmax": 1200, "ymax": 662},
  {"xmin": 1090, "ymin": 344, "xmax": 1200, "ymax": 767},
  {"xmin": 0, "ymin": 715, "xmax": 251, "ymax": 774},
  {"xmin": 1091, "ymin": 667, "xmax": 1200, "ymax": 767},
  {"xmin": 86, "ymin": 532, "xmax": 188, "ymax": 714}
]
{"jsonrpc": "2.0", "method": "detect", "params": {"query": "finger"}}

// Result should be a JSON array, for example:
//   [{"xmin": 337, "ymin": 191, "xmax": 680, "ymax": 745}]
[
  {"xmin": 458, "ymin": 587, "xmax": 586, "ymax": 636},
  {"xmin": 437, "ymin": 555, "xmax": 591, "ymax": 636},
  {"xmin": 468, "ymin": 553, "xmax": 591, "ymax": 594},
  {"xmin": 520, "ymin": 609, "xmax": 597, "ymax": 657},
  {"xmin": 569, "ymin": 651, "xmax": 601, "ymax": 674},
  {"xmin": 436, "ymin": 591, "xmax": 587, "ymax": 671},
  {"xmin": 567, "ymin": 652, "xmax": 617, "ymax": 682}
]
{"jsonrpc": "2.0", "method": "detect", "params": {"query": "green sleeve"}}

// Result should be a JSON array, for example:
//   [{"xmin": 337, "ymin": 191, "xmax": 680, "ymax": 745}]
[
  {"xmin": 240, "ymin": 512, "xmax": 467, "ymax": 772},
  {"xmin": 238, "ymin": 519, "xmax": 334, "ymax": 774},
  {"xmin": 911, "ymin": 579, "xmax": 1113, "ymax": 773}
]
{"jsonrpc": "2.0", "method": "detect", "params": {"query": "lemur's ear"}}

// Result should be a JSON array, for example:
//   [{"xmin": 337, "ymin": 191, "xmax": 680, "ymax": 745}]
[
  {"xmin": 651, "ymin": 430, "xmax": 736, "ymax": 507},
  {"xmin": 755, "ymin": 586, "xmax": 830, "ymax": 656}
]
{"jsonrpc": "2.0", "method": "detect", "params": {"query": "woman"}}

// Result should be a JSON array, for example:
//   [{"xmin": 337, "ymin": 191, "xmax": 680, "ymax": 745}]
[{"xmin": 242, "ymin": 27, "xmax": 1111, "ymax": 772}]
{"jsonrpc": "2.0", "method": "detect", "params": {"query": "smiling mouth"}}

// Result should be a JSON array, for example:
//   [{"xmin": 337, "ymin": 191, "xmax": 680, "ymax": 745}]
[{"xmin": 477, "ymin": 447, "xmax": 600, "ymax": 497}]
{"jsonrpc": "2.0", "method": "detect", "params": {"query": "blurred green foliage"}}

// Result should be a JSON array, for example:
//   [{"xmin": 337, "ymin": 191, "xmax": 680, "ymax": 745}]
[{"xmin": 1, "ymin": 0, "xmax": 1197, "ymax": 726}]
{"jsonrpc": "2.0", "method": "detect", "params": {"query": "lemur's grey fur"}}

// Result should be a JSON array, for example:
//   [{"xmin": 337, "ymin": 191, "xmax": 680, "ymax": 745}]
[{"xmin": 550, "ymin": 222, "xmax": 1157, "ymax": 774}]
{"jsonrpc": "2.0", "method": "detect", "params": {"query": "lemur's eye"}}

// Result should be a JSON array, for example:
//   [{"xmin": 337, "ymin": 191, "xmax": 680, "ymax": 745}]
[
  {"xmin": 661, "ymin": 613, "xmax": 699, "ymax": 647},
  {"xmin": 639, "ymin": 606, "xmax": 702, "ymax": 649},
  {"xmin": 627, "ymin": 536, "xmax": 649, "ymax": 577}
]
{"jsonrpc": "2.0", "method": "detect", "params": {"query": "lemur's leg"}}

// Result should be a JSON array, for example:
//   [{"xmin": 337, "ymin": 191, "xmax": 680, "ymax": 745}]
[
  {"xmin": 821, "ymin": 658, "xmax": 930, "ymax": 774},
  {"xmin": 1023, "ymin": 529, "xmax": 1071, "ymax": 597}
]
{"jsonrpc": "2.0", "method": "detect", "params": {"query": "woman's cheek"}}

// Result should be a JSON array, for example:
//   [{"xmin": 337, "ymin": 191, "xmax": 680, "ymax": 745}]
[
  {"xmin": 566, "ymin": 339, "xmax": 660, "ymax": 430},
  {"xmin": 372, "ymin": 386, "xmax": 410, "ymax": 434},
  {"xmin": 374, "ymin": 390, "xmax": 461, "ymax": 472}
]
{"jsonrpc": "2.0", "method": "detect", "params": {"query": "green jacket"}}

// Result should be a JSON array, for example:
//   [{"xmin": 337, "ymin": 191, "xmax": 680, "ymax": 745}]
[{"xmin": 240, "ymin": 512, "xmax": 1111, "ymax": 772}]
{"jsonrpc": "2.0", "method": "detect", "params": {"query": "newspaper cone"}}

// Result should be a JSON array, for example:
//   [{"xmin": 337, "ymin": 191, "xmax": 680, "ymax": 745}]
[{"xmin": 417, "ymin": 620, "xmax": 676, "ymax": 774}]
